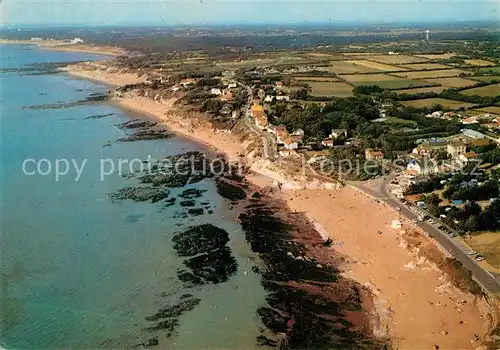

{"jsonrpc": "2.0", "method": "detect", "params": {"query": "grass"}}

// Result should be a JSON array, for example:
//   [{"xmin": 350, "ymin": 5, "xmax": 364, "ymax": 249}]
[
  {"xmin": 425, "ymin": 77, "xmax": 479, "ymax": 88},
  {"xmin": 393, "ymin": 69, "xmax": 471, "ymax": 79},
  {"xmin": 469, "ymin": 76, "xmax": 500, "ymax": 83},
  {"xmin": 403, "ymin": 98, "xmax": 476, "ymax": 110},
  {"xmin": 466, "ymin": 231, "xmax": 500, "ymax": 270},
  {"xmin": 340, "ymin": 73, "xmax": 432, "ymax": 90},
  {"xmin": 476, "ymin": 67, "xmax": 500, "ymax": 74},
  {"xmin": 415, "ymin": 53, "xmax": 457, "ymax": 60},
  {"xmin": 362, "ymin": 54, "xmax": 429, "ymax": 64},
  {"xmin": 307, "ymin": 81, "xmax": 354, "ymax": 97},
  {"xmin": 395, "ymin": 86, "xmax": 448, "ymax": 94},
  {"xmin": 464, "ymin": 59, "xmax": 496, "ymax": 67},
  {"xmin": 328, "ymin": 60, "xmax": 382, "ymax": 74},
  {"xmin": 382, "ymin": 116, "xmax": 418, "ymax": 125},
  {"xmin": 293, "ymin": 76, "xmax": 340, "ymax": 82},
  {"xmin": 475, "ymin": 106, "xmax": 500, "ymax": 114},
  {"xmin": 343, "ymin": 60, "xmax": 407, "ymax": 71},
  {"xmin": 400, "ymin": 63, "xmax": 452, "ymax": 70},
  {"xmin": 461, "ymin": 83, "xmax": 500, "ymax": 97}
]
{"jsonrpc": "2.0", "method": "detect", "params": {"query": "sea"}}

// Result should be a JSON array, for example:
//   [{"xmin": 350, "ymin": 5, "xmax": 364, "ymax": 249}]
[{"xmin": 0, "ymin": 44, "xmax": 266, "ymax": 349}]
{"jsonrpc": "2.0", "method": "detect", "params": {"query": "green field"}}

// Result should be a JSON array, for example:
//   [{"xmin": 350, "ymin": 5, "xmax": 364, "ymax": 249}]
[
  {"xmin": 403, "ymin": 98, "xmax": 476, "ymax": 110},
  {"xmin": 462, "ymin": 84, "xmax": 500, "ymax": 97},
  {"xmin": 476, "ymin": 67, "xmax": 500, "ymax": 74},
  {"xmin": 307, "ymin": 81, "xmax": 354, "ymax": 97},
  {"xmin": 470, "ymin": 76, "xmax": 500, "ymax": 83},
  {"xmin": 340, "ymin": 73, "xmax": 432, "ymax": 90}
]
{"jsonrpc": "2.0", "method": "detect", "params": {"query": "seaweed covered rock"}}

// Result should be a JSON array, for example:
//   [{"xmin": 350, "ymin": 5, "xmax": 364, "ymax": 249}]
[
  {"xmin": 108, "ymin": 186, "xmax": 169, "ymax": 203},
  {"xmin": 173, "ymin": 224, "xmax": 237, "ymax": 286},
  {"xmin": 172, "ymin": 224, "xmax": 230, "ymax": 257},
  {"xmin": 216, "ymin": 178, "xmax": 246, "ymax": 201}
]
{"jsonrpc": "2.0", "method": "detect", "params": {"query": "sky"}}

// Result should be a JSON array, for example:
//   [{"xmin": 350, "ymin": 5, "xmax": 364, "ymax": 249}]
[{"xmin": 2, "ymin": 0, "xmax": 499, "ymax": 26}]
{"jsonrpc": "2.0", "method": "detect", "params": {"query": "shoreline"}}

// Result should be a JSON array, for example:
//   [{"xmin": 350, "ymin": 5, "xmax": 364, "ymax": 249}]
[
  {"xmin": 64, "ymin": 64, "xmax": 497, "ymax": 348},
  {"xmin": 0, "ymin": 39, "xmax": 126, "ymax": 56}
]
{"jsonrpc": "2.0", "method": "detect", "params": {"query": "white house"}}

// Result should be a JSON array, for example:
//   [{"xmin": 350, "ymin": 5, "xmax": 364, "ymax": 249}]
[
  {"xmin": 264, "ymin": 95, "xmax": 275, "ymax": 103},
  {"xmin": 70, "ymin": 37, "xmax": 84, "ymax": 44},
  {"xmin": 276, "ymin": 95, "xmax": 290, "ymax": 102},
  {"xmin": 322, "ymin": 138, "xmax": 334, "ymax": 148},
  {"xmin": 210, "ymin": 88, "xmax": 222, "ymax": 95},
  {"xmin": 406, "ymin": 158, "xmax": 439, "ymax": 176},
  {"xmin": 462, "ymin": 129, "xmax": 486, "ymax": 139},
  {"xmin": 329, "ymin": 128, "xmax": 347, "ymax": 139},
  {"xmin": 283, "ymin": 136, "xmax": 298, "ymax": 150}
]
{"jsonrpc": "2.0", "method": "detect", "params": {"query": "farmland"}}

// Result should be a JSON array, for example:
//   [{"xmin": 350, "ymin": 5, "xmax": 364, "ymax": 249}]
[
  {"xmin": 425, "ymin": 77, "xmax": 479, "ymax": 88},
  {"xmin": 293, "ymin": 76, "xmax": 340, "ymax": 82},
  {"xmin": 393, "ymin": 69, "xmax": 471, "ymax": 79},
  {"xmin": 415, "ymin": 53, "xmax": 457, "ymax": 60},
  {"xmin": 475, "ymin": 106, "xmax": 500, "ymax": 114},
  {"xmin": 464, "ymin": 59, "xmax": 496, "ymax": 67},
  {"xmin": 340, "ymin": 73, "xmax": 432, "ymax": 89},
  {"xmin": 343, "ymin": 60, "xmax": 406, "ymax": 72},
  {"xmin": 307, "ymin": 81, "xmax": 354, "ymax": 97},
  {"xmin": 360, "ymin": 54, "xmax": 428, "ymax": 64},
  {"xmin": 461, "ymin": 84, "xmax": 500, "ymax": 97},
  {"xmin": 476, "ymin": 67, "xmax": 500, "ymax": 74},
  {"xmin": 400, "ymin": 63, "xmax": 452, "ymax": 70},
  {"xmin": 403, "ymin": 98, "xmax": 476, "ymax": 110},
  {"xmin": 394, "ymin": 86, "xmax": 448, "ymax": 94},
  {"xmin": 470, "ymin": 76, "xmax": 500, "ymax": 83},
  {"xmin": 328, "ymin": 60, "xmax": 382, "ymax": 74},
  {"xmin": 466, "ymin": 232, "xmax": 500, "ymax": 270}
]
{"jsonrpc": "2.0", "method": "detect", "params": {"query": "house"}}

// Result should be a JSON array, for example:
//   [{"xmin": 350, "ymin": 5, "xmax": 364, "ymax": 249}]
[
  {"xmin": 30, "ymin": 37, "xmax": 43, "ymax": 41},
  {"xmin": 210, "ymin": 88, "xmax": 222, "ymax": 95},
  {"xmin": 365, "ymin": 148, "xmax": 384, "ymax": 160},
  {"xmin": 274, "ymin": 81, "xmax": 284, "ymax": 90},
  {"xmin": 264, "ymin": 95, "xmax": 275, "ymax": 103},
  {"xmin": 482, "ymin": 122, "xmax": 500, "ymax": 130},
  {"xmin": 447, "ymin": 140, "xmax": 467, "ymax": 158},
  {"xmin": 220, "ymin": 105, "xmax": 232, "ymax": 115},
  {"xmin": 180, "ymin": 78, "xmax": 197, "ymax": 87},
  {"xmin": 459, "ymin": 152, "xmax": 478, "ymax": 163},
  {"xmin": 406, "ymin": 158, "xmax": 439, "ymax": 176},
  {"xmin": 322, "ymin": 138, "xmax": 334, "ymax": 148},
  {"xmin": 290, "ymin": 134, "xmax": 303, "ymax": 144},
  {"xmin": 292, "ymin": 129, "xmax": 304, "ymax": 137},
  {"xmin": 276, "ymin": 95, "xmax": 290, "ymax": 101},
  {"xmin": 462, "ymin": 116, "xmax": 479, "ymax": 124},
  {"xmin": 251, "ymin": 104, "xmax": 268, "ymax": 129},
  {"xmin": 255, "ymin": 114, "xmax": 268, "ymax": 130},
  {"xmin": 283, "ymin": 136, "xmax": 298, "ymax": 150},
  {"xmin": 227, "ymin": 82, "xmax": 237, "ymax": 89},
  {"xmin": 70, "ymin": 37, "xmax": 84, "ymax": 44},
  {"xmin": 171, "ymin": 84, "xmax": 181, "ymax": 92},
  {"xmin": 279, "ymin": 149, "xmax": 298, "ymax": 158},
  {"xmin": 329, "ymin": 128, "xmax": 348, "ymax": 139},
  {"xmin": 220, "ymin": 92, "xmax": 233, "ymax": 102},
  {"xmin": 231, "ymin": 110, "xmax": 240, "ymax": 119},
  {"xmin": 275, "ymin": 125, "xmax": 289, "ymax": 144},
  {"xmin": 462, "ymin": 129, "xmax": 485, "ymax": 139}
]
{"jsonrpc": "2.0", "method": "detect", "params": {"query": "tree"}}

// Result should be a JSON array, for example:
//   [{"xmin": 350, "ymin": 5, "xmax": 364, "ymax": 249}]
[{"xmin": 464, "ymin": 216, "xmax": 480, "ymax": 232}]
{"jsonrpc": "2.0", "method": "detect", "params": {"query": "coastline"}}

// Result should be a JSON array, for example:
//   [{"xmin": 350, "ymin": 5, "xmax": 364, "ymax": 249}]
[
  {"xmin": 0, "ymin": 39, "xmax": 126, "ymax": 56},
  {"xmin": 64, "ymin": 65, "xmax": 497, "ymax": 348}
]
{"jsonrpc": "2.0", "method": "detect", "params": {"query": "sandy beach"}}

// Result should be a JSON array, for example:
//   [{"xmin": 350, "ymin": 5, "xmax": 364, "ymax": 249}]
[
  {"xmin": 0, "ymin": 39, "xmax": 126, "ymax": 56},
  {"xmin": 65, "ymin": 65, "xmax": 497, "ymax": 348}
]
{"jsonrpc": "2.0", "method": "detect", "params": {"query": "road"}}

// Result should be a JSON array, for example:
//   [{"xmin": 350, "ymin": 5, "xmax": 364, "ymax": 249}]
[
  {"xmin": 349, "ymin": 175, "xmax": 500, "ymax": 294},
  {"xmin": 237, "ymin": 81, "xmax": 277, "ymax": 160}
]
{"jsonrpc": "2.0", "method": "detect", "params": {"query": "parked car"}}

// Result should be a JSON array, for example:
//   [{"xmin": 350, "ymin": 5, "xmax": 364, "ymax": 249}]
[
  {"xmin": 396, "ymin": 207, "xmax": 401, "ymax": 211},
  {"xmin": 468, "ymin": 250, "xmax": 477, "ymax": 256},
  {"xmin": 475, "ymin": 255, "xmax": 485, "ymax": 262}
]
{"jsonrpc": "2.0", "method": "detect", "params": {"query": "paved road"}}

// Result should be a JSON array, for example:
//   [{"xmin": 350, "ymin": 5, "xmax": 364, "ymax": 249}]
[
  {"xmin": 237, "ymin": 81, "xmax": 277, "ymax": 160},
  {"xmin": 349, "ymin": 175, "xmax": 500, "ymax": 294}
]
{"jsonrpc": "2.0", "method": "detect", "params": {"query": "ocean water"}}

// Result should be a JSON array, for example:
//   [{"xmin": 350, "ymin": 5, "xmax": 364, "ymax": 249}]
[{"xmin": 0, "ymin": 44, "xmax": 266, "ymax": 349}]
